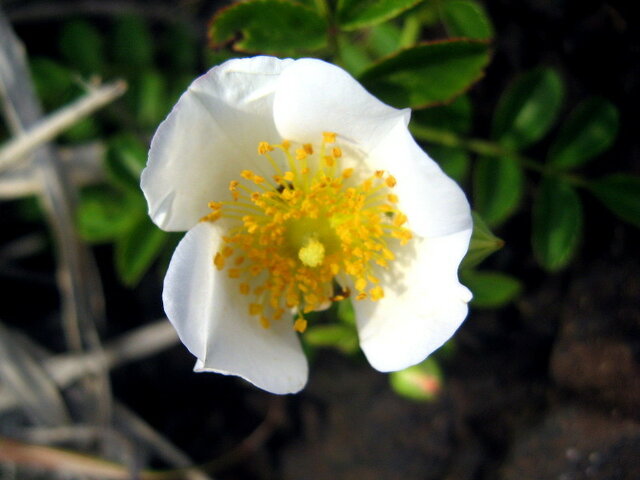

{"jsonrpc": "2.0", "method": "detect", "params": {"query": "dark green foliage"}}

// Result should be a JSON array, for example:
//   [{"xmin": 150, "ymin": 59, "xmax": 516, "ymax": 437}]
[
  {"xmin": 441, "ymin": 0, "xmax": 494, "ymax": 39},
  {"xmin": 360, "ymin": 39, "xmax": 491, "ymax": 108},
  {"xmin": 473, "ymin": 156, "xmax": 524, "ymax": 227},
  {"xmin": 492, "ymin": 67, "xmax": 564, "ymax": 150},
  {"xmin": 532, "ymin": 179, "xmax": 583, "ymax": 271},
  {"xmin": 208, "ymin": 0, "xmax": 327, "ymax": 55},
  {"xmin": 337, "ymin": 0, "xmax": 425, "ymax": 30},
  {"xmin": 590, "ymin": 175, "xmax": 640, "ymax": 229},
  {"xmin": 548, "ymin": 98, "xmax": 619, "ymax": 170},
  {"xmin": 461, "ymin": 270, "xmax": 522, "ymax": 308}
]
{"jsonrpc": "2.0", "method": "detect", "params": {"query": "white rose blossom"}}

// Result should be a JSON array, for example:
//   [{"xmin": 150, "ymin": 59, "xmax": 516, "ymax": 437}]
[{"xmin": 141, "ymin": 56, "xmax": 473, "ymax": 394}]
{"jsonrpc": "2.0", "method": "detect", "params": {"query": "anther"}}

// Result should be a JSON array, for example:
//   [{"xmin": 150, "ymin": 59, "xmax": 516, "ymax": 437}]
[
  {"xmin": 295, "ymin": 148, "xmax": 308, "ymax": 160},
  {"xmin": 322, "ymin": 132, "xmax": 336, "ymax": 143},
  {"xmin": 294, "ymin": 316, "xmax": 308, "ymax": 333},
  {"xmin": 385, "ymin": 175, "xmax": 397, "ymax": 187},
  {"xmin": 214, "ymin": 252, "xmax": 225, "ymax": 270},
  {"xmin": 258, "ymin": 142, "xmax": 273, "ymax": 154}
]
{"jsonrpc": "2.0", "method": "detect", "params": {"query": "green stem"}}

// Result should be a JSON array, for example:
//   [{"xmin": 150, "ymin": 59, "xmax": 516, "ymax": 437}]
[{"xmin": 410, "ymin": 124, "xmax": 589, "ymax": 188}]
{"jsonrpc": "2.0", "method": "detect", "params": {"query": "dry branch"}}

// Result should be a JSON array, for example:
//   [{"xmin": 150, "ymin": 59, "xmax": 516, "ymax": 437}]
[
  {"xmin": 0, "ymin": 8, "xmax": 111, "ymax": 426},
  {"xmin": 0, "ymin": 81, "xmax": 126, "ymax": 172}
]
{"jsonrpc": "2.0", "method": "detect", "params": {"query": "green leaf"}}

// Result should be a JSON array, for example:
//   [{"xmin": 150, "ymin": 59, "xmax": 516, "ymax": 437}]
[
  {"xmin": 428, "ymin": 145, "xmax": 470, "ymax": 184},
  {"xmin": 368, "ymin": 22, "xmax": 402, "ymax": 57},
  {"xmin": 61, "ymin": 117, "xmax": 99, "ymax": 143},
  {"xmin": 589, "ymin": 174, "xmax": 640, "ymax": 229},
  {"xmin": 59, "ymin": 20, "xmax": 104, "ymax": 75},
  {"xmin": 112, "ymin": 15, "xmax": 154, "ymax": 70},
  {"xmin": 104, "ymin": 134, "xmax": 148, "ymax": 191},
  {"xmin": 337, "ymin": 0, "xmax": 424, "ymax": 30},
  {"xmin": 337, "ymin": 38, "xmax": 372, "ymax": 77},
  {"xmin": 493, "ymin": 67, "xmax": 564, "ymax": 150},
  {"xmin": 76, "ymin": 187, "xmax": 142, "ymax": 243},
  {"xmin": 389, "ymin": 357, "xmax": 442, "ymax": 401},
  {"xmin": 461, "ymin": 270, "xmax": 522, "ymax": 308},
  {"xmin": 133, "ymin": 70, "xmax": 169, "ymax": 128},
  {"xmin": 548, "ymin": 98, "xmax": 619, "ymax": 170},
  {"xmin": 337, "ymin": 298, "xmax": 356, "ymax": 326},
  {"xmin": 360, "ymin": 39, "xmax": 491, "ymax": 109},
  {"xmin": 441, "ymin": 0, "xmax": 494, "ymax": 40},
  {"xmin": 532, "ymin": 179, "xmax": 583, "ymax": 271},
  {"xmin": 473, "ymin": 156, "xmax": 524, "ymax": 226},
  {"xmin": 461, "ymin": 211, "xmax": 504, "ymax": 269},
  {"xmin": 412, "ymin": 95, "xmax": 472, "ymax": 133},
  {"xmin": 399, "ymin": 14, "xmax": 422, "ymax": 47},
  {"xmin": 203, "ymin": 49, "xmax": 235, "ymax": 69},
  {"xmin": 208, "ymin": 0, "xmax": 327, "ymax": 55},
  {"xmin": 30, "ymin": 58, "xmax": 101, "ymax": 143},
  {"xmin": 416, "ymin": 1, "xmax": 441, "ymax": 27},
  {"xmin": 305, "ymin": 324, "xmax": 359, "ymax": 354},
  {"xmin": 115, "ymin": 216, "xmax": 168, "ymax": 287},
  {"xmin": 30, "ymin": 58, "xmax": 75, "ymax": 110}
]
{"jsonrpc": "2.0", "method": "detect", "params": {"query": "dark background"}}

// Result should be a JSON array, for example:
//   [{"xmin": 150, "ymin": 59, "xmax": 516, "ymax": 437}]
[{"xmin": 1, "ymin": 0, "xmax": 638, "ymax": 479}]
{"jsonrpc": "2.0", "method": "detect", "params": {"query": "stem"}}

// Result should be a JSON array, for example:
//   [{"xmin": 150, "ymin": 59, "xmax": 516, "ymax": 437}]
[
  {"xmin": 0, "ymin": 8, "xmax": 112, "ymax": 426},
  {"xmin": 410, "ymin": 124, "xmax": 589, "ymax": 188},
  {"xmin": 0, "ymin": 80, "xmax": 126, "ymax": 172}
]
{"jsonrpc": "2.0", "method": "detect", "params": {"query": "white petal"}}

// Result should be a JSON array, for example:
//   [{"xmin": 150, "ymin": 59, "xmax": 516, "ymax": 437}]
[
  {"xmin": 354, "ymin": 229, "xmax": 473, "ymax": 372},
  {"xmin": 142, "ymin": 56, "xmax": 293, "ymax": 231},
  {"xmin": 273, "ymin": 58, "xmax": 409, "ymax": 150},
  {"xmin": 367, "ymin": 120, "xmax": 472, "ymax": 238},
  {"xmin": 163, "ymin": 221, "xmax": 308, "ymax": 394}
]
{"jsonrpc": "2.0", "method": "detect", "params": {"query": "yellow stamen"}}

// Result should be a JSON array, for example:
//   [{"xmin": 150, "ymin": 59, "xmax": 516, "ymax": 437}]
[
  {"xmin": 370, "ymin": 285, "xmax": 384, "ymax": 301},
  {"xmin": 214, "ymin": 252, "xmax": 225, "ymax": 270},
  {"xmin": 206, "ymin": 135, "xmax": 413, "ymax": 331},
  {"xmin": 323, "ymin": 132, "xmax": 336, "ymax": 143},
  {"xmin": 249, "ymin": 303, "xmax": 263, "ymax": 315},
  {"xmin": 295, "ymin": 148, "xmax": 308, "ymax": 160},
  {"xmin": 294, "ymin": 317, "xmax": 308, "ymax": 333},
  {"xmin": 258, "ymin": 142, "xmax": 273, "ymax": 154}
]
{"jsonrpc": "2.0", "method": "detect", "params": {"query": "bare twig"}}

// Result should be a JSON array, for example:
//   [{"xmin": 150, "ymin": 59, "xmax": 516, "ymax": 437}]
[
  {"xmin": 0, "ymin": 81, "xmax": 126, "ymax": 172},
  {"xmin": 197, "ymin": 397, "xmax": 286, "ymax": 473},
  {"xmin": 0, "ymin": 323, "xmax": 72, "ymax": 427},
  {"xmin": 0, "ymin": 9, "xmax": 110, "ymax": 425},
  {"xmin": 0, "ymin": 320, "xmax": 212, "ymax": 479},
  {"xmin": 114, "ymin": 404, "xmax": 213, "ymax": 480},
  {"xmin": 0, "ymin": 397, "xmax": 283, "ymax": 480},
  {"xmin": 47, "ymin": 320, "xmax": 180, "ymax": 390},
  {"xmin": 0, "ymin": 319, "xmax": 179, "ymax": 413},
  {"xmin": 0, "ymin": 143, "xmax": 105, "ymax": 199},
  {"xmin": 0, "ymin": 436, "xmax": 208, "ymax": 480},
  {"xmin": 0, "ymin": 437, "xmax": 136, "ymax": 480}
]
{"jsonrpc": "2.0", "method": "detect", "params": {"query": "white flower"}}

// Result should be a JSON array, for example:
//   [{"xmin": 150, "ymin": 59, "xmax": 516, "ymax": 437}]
[{"xmin": 141, "ymin": 56, "xmax": 473, "ymax": 394}]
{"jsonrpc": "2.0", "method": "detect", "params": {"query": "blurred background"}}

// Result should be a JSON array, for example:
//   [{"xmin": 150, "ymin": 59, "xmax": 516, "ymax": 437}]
[{"xmin": 0, "ymin": 0, "xmax": 638, "ymax": 479}]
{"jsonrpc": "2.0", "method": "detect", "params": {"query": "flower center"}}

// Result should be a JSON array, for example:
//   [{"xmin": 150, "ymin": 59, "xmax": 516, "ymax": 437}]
[{"xmin": 201, "ymin": 133, "xmax": 413, "ymax": 333}]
